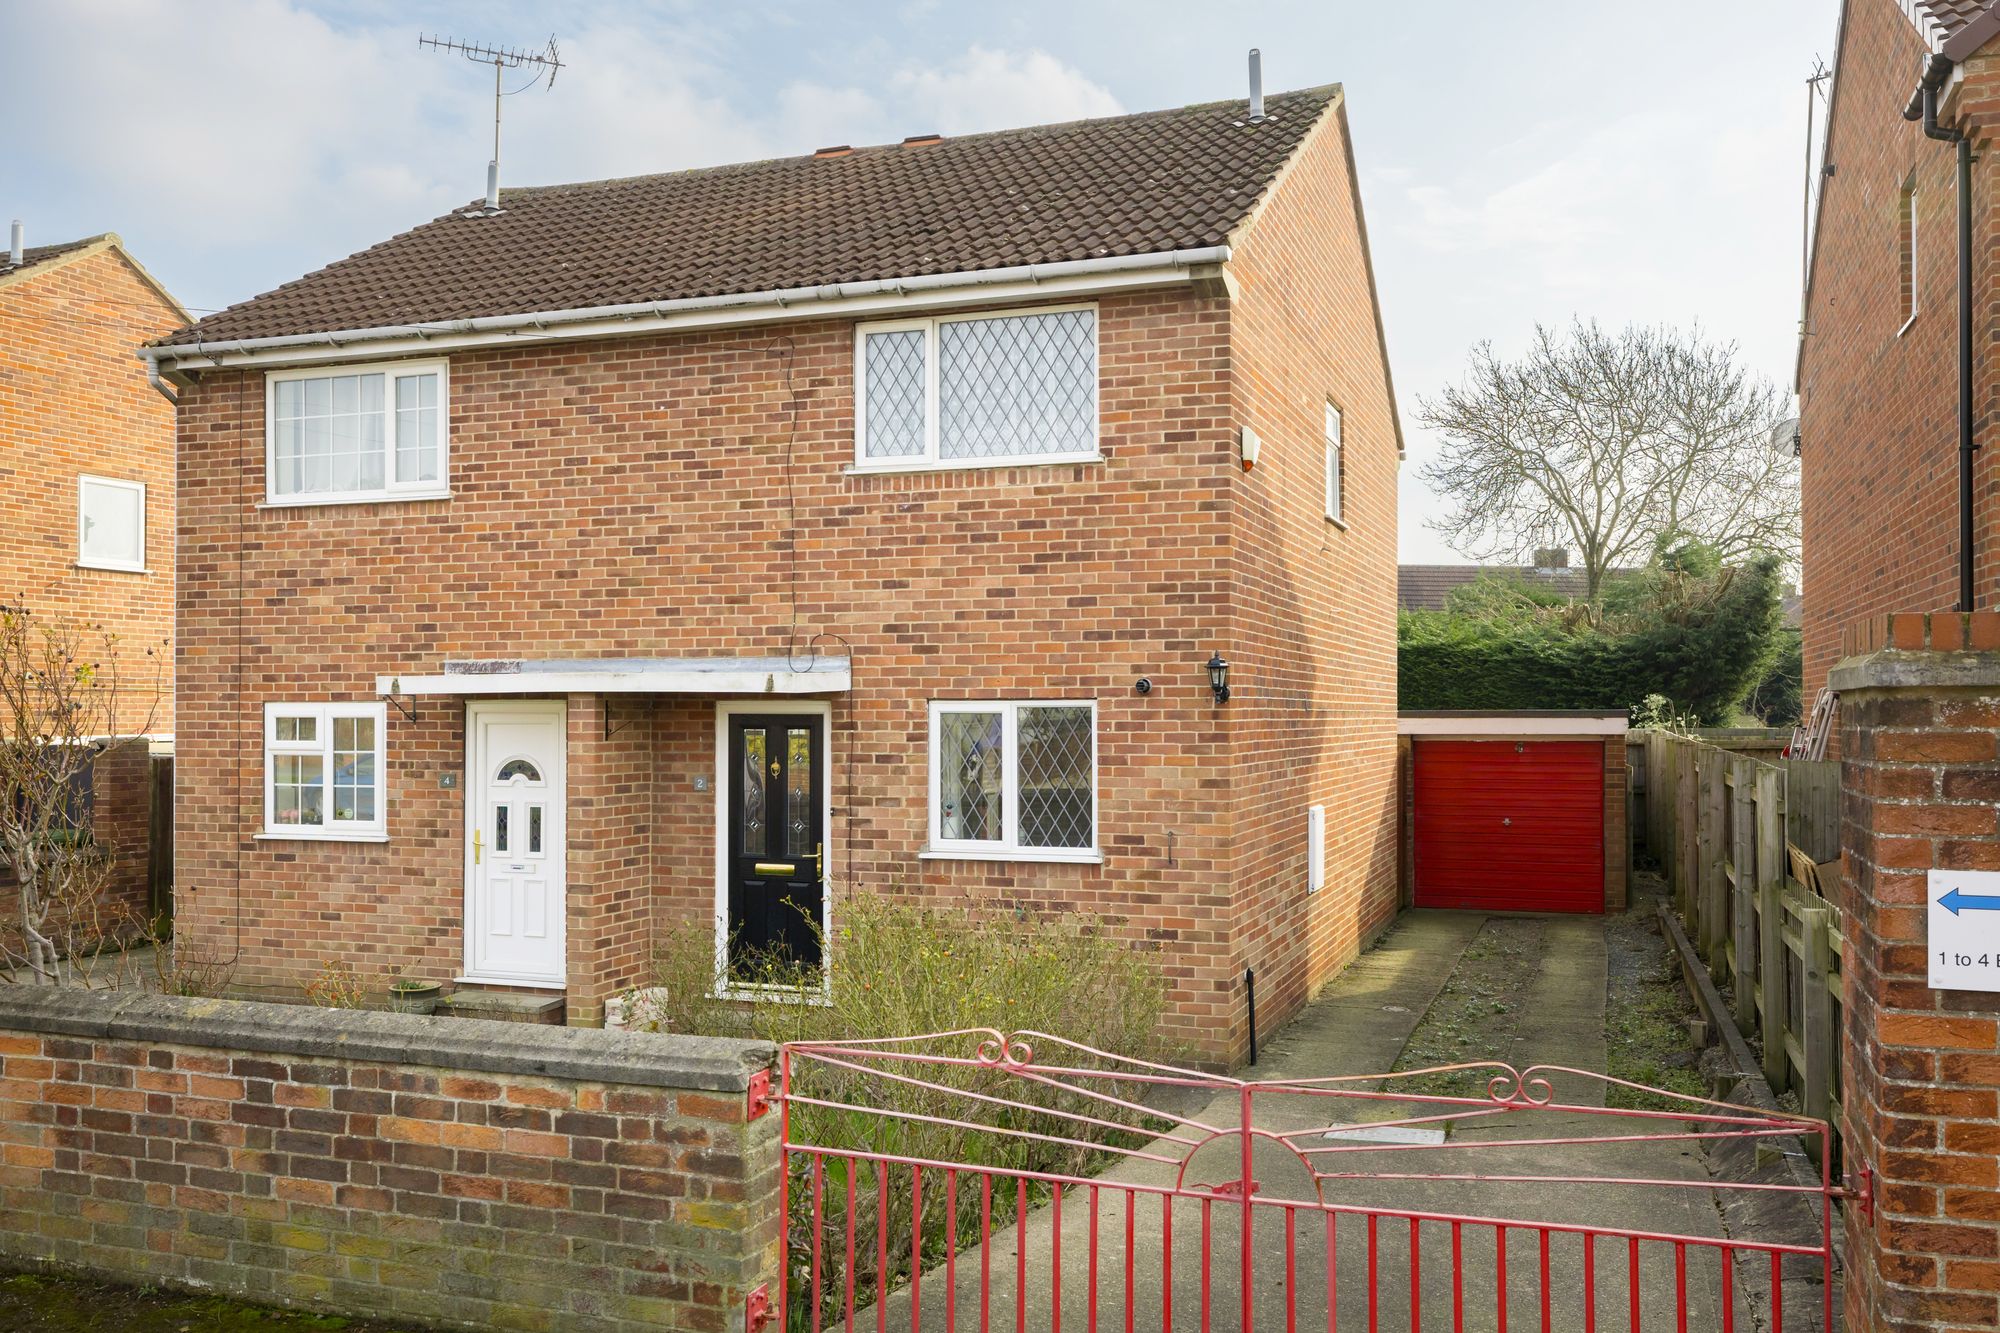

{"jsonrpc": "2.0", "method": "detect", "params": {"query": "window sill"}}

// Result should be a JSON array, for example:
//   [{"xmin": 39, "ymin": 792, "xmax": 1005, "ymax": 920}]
[
  {"xmin": 920, "ymin": 846, "xmax": 1104, "ymax": 865},
  {"xmin": 846, "ymin": 454, "xmax": 1103, "ymax": 478},
  {"xmin": 712, "ymin": 981, "xmax": 833, "ymax": 1007},
  {"xmin": 255, "ymin": 830, "xmax": 390, "ymax": 844},
  {"xmin": 1898, "ymin": 312, "xmax": 1919, "ymax": 338},
  {"xmin": 257, "ymin": 489, "xmax": 450, "ymax": 511},
  {"xmin": 74, "ymin": 561, "xmax": 151, "ymax": 575},
  {"xmin": 1325, "ymin": 514, "xmax": 1348, "ymax": 532}
]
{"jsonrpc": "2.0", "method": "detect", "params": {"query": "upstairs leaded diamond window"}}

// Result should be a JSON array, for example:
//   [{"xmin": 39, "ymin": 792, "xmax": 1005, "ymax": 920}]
[
  {"xmin": 929, "ymin": 700, "xmax": 1096, "ymax": 859},
  {"xmin": 856, "ymin": 307, "xmax": 1098, "ymax": 470}
]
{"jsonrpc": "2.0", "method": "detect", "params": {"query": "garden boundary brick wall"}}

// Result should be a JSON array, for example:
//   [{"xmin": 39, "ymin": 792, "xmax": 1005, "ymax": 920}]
[
  {"xmin": 0, "ymin": 988, "xmax": 779, "ymax": 1333},
  {"xmin": 0, "ymin": 738, "xmax": 155, "ymax": 958},
  {"xmin": 1832, "ymin": 610, "xmax": 2000, "ymax": 1332}
]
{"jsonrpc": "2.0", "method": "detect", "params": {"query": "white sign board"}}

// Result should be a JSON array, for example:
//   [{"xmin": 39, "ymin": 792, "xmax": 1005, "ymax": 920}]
[{"xmin": 1929, "ymin": 870, "xmax": 2000, "ymax": 991}]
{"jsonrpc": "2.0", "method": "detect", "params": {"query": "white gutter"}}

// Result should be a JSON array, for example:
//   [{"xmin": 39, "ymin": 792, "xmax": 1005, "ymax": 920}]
[{"xmin": 142, "ymin": 247, "xmax": 1232, "ymax": 373}]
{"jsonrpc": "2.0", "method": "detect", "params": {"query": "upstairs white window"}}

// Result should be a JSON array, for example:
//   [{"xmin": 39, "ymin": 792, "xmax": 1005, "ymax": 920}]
[
  {"xmin": 857, "ymin": 306, "xmax": 1099, "ymax": 469},
  {"xmin": 77, "ymin": 475, "xmax": 146, "ymax": 571},
  {"xmin": 263, "ymin": 702, "xmax": 387, "ymax": 839},
  {"xmin": 1324, "ymin": 402, "xmax": 1344, "ymax": 524},
  {"xmin": 265, "ymin": 359, "xmax": 447, "ymax": 505},
  {"xmin": 928, "ymin": 700, "xmax": 1098, "ymax": 862}
]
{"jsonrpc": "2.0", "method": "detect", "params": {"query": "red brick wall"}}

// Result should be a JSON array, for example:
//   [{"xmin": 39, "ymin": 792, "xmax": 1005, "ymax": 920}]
[
  {"xmin": 0, "ymin": 245, "xmax": 177, "ymax": 734},
  {"xmin": 0, "ymin": 988, "xmax": 778, "ymax": 1332},
  {"xmin": 1224, "ymin": 98, "xmax": 1403, "ymax": 1048},
  {"xmin": 171, "ymin": 104, "xmax": 1399, "ymax": 1058},
  {"xmin": 1798, "ymin": 0, "xmax": 2000, "ymax": 713}
]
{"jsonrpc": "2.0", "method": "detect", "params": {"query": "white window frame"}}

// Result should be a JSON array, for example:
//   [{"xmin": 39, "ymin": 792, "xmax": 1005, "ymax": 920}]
[
  {"xmin": 852, "ymin": 303, "xmax": 1101, "ymax": 473},
  {"xmin": 1324, "ymin": 401, "xmax": 1344, "ymax": 526},
  {"xmin": 1904, "ymin": 186, "xmax": 1920, "ymax": 332},
  {"xmin": 924, "ymin": 699, "xmax": 1100, "ymax": 864},
  {"xmin": 259, "ymin": 701, "xmax": 389, "ymax": 841},
  {"xmin": 75, "ymin": 474, "xmax": 147, "ymax": 572},
  {"xmin": 263, "ymin": 358, "xmax": 450, "ymax": 507}
]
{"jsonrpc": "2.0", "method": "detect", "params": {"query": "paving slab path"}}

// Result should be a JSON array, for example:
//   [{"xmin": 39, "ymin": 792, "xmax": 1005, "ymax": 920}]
[{"xmin": 816, "ymin": 909, "xmax": 1803, "ymax": 1333}]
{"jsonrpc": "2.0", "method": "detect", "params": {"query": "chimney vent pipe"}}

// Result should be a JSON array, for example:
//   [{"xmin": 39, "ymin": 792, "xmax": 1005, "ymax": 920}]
[
  {"xmin": 8, "ymin": 220, "xmax": 21, "ymax": 267},
  {"xmin": 485, "ymin": 161, "xmax": 500, "ymax": 213},
  {"xmin": 1248, "ymin": 49, "xmax": 1265, "ymax": 122}
]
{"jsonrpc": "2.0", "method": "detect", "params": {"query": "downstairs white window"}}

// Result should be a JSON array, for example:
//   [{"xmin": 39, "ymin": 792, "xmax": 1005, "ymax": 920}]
[
  {"xmin": 263, "ymin": 702, "xmax": 387, "ymax": 839},
  {"xmin": 857, "ymin": 305, "xmax": 1099, "ymax": 469},
  {"xmin": 265, "ymin": 359, "xmax": 447, "ymax": 505},
  {"xmin": 928, "ymin": 700, "xmax": 1098, "ymax": 861}
]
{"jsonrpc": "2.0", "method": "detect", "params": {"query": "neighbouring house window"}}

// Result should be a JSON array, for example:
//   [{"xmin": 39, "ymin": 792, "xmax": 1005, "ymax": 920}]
[
  {"xmin": 1324, "ymin": 402, "xmax": 1344, "ymax": 524},
  {"xmin": 1901, "ymin": 183, "xmax": 1919, "ymax": 329},
  {"xmin": 929, "ymin": 700, "xmax": 1097, "ymax": 859},
  {"xmin": 263, "ymin": 702, "xmax": 387, "ymax": 838},
  {"xmin": 265, "ymin": 359, "xmax": 447, "ymax": 504},
  {"xmin": 856, "ymin": 306, "xmax": 1098, "ymax": 469},
  {"xmin": 1307, "ymin": 804, "xmax": 1326, "ymax": 893},
  {"xmin": 76, "ymin": 475, "xmax": 146, "ymax": 571}
]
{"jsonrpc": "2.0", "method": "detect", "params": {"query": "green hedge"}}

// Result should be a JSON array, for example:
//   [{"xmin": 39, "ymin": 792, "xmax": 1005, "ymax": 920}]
[{"xmin": 1399, "ymin": 555, "xmax": 1784, "ymax": 725}]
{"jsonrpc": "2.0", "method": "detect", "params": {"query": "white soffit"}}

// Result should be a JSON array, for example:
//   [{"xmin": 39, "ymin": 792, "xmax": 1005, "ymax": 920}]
[{"xmin": 377, "ymin": 656, "xmax": 851, "ymax": 697}]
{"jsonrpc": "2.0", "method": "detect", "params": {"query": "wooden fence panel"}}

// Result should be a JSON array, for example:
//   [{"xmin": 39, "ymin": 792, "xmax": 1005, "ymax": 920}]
[
  {"xmin": 1784, "ymin": 760, "xmax": 1841, "ymax": 863},
  {"xmin": 1628, "ymin": 730, "xmax": 1846, "ymax": 1148}
]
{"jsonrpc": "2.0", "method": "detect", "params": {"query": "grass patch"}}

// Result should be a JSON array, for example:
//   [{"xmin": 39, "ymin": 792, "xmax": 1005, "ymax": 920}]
[
  {"xmin": 1389, "ymin": 917, "xmax": 1544, "ymax": 1100},
  {"xmin": 0, "ymin": 1265, "xmax": 417, "ymax": 1331},
  {"xmin": 1603, "ymin": 877, "xmax": 1708, "ymax": 1111}
]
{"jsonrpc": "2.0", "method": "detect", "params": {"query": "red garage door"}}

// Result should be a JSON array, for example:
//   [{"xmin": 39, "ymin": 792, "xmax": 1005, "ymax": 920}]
[{"xmin": 1412, "ymin": 738, "xmax": 1605, "ymax": 913}]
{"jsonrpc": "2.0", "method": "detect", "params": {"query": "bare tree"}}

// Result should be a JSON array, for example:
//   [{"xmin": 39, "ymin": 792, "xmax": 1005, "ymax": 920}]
[
  {"xmin": 1416, "ymin": 321, "xmax": 1799, "ymax": 598},
  {"xmin": 0, "ymin": 605, "xmax": 163, "ymax": 984}
]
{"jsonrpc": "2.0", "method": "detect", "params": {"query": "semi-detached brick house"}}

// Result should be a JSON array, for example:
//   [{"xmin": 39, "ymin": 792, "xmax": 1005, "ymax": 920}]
[
  {"xmin": 145, "ymin": 84, "xmax": 1404, "ymax": 1062},
  {"xmin": 1797, "ymin": 0, "xmax": 2000, "ymax": 713},
  {"xmin": 1, "ymin": 229, "xmax": 183, "ymax": 933}
]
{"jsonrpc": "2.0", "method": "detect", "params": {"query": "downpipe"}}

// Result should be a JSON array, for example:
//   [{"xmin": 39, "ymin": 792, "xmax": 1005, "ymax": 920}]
[{"xmin": 1907, "ymin": 61, "xmax": 1978, "ymax": 610}]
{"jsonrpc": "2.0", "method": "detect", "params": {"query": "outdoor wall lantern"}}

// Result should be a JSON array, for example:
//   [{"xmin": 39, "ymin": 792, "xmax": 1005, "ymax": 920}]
[{"xmin": 1207, "ymin": 651, "xmax": 1231, "ymax": 704}]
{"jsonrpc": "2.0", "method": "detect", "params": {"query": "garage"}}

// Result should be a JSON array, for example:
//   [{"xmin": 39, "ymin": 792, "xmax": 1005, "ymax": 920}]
[{"xmin": 1400, "ymin": 711, "xmax": 1628, "ymax": 914}]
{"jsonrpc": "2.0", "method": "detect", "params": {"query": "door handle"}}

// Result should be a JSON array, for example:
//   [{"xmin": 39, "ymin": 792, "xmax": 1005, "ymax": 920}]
[
  {"xmin": 811, "ymin": 842, "xmax": 823, "ymax": 881},
  {"xmin": 754, "ymin": 862, "xmax": 795, "ymax": 877},
  {"xmin": 474, "ymin": 829, "xmax": 483, "ymax": 864}
]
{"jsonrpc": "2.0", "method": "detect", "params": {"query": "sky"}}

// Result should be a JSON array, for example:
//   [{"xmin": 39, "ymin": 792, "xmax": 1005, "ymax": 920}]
[{"xmin": 0, "ymin": 0, "xmax": 1836, "ymax": 564}]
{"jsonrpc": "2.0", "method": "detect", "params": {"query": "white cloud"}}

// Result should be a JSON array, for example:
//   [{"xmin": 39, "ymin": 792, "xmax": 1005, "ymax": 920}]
[{"xmin": 890, "ymin": 47, "xmax": 1122, "ymax": 136}]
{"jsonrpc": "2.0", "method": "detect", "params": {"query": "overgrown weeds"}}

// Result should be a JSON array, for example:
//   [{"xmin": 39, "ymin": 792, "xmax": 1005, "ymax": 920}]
[{"xmin": 637, "ymin": 893, "xmax": 1175, "ymax": 1329}]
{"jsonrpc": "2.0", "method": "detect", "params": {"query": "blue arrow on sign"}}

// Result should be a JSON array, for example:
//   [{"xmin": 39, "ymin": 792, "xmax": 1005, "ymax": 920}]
[{"xmin": 1939, "ymin": 888, "xmax": 2000, "ymax": 915}]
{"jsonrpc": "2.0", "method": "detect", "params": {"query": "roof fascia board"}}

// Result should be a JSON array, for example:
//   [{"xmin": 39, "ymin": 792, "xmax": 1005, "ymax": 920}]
[
  {"xmin": 1226, "ymin": 88, "xmax": 1408, "ymax": 460},
  {"xmin": 145, "ymin": 247, "xmax": 1231, "ymax": 373}
]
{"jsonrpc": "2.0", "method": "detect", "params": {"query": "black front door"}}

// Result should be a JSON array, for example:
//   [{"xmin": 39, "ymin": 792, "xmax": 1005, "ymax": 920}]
[{"xmin": 725, "ymin": 713, "xmax": 825, "ymax": 979}]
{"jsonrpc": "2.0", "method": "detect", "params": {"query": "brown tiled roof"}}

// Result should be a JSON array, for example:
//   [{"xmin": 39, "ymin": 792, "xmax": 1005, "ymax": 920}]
[
  {"xmin": 160, "ymin": 87, "xmax": 1339, "ymax": 346},
  {"xmin": 0, "ymin": 234, "xmax": 105, "ymax": 280},
  {"xmin": 1905, "ymin": 0, "xmax": 2000, "ymax": 57},
  {"xmin": 1398, "ymin": 564, "xmax": 1603, "ymax": 612}
]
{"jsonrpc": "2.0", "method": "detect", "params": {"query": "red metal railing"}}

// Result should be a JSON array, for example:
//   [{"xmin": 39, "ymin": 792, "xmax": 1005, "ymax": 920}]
[{"xmin": 777, "ymin": 1030, "xmax": 1841, "ymax": 1332}]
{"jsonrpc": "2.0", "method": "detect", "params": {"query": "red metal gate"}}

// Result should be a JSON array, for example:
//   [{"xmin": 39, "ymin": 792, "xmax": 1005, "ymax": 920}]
[{"xmin": 774, "ymin": 1030, "xmax": 1854, "ymax": 1332}]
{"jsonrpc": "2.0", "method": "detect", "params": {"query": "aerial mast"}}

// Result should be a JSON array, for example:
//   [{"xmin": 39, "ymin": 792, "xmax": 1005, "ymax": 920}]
[{"xmin": 418, "ymin": 34, "xmax": 563, "ymax": 214}]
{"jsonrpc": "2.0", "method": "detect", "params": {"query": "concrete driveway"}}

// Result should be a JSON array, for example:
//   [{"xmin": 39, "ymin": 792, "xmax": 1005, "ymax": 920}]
[{"xmin": 815, "ymin": 910, "xmax": 1828, "ymax": 1332}]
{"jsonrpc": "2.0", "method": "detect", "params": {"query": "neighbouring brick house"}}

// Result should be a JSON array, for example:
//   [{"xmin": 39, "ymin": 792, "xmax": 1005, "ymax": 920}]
[
  {"xmin": 1797, "ymin": 0, "xmax": 2000, "ymax": 709},
  {"xmin": 0, "ymin": 227, "xmax": 183, "ymax": 935},
  {"xmin": 146, "ymin": 84, "xmax": 1403, "ymax": 1061}
]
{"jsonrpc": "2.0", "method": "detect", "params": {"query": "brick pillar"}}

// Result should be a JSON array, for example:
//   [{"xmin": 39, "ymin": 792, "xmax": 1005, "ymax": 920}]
[{"xmin": 1833, "ymin": 611, "xmax": 2000, "ymax": 1332}]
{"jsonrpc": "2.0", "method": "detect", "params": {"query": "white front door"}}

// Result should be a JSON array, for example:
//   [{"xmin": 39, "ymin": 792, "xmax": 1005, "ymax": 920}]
[{"xmin": 464, "ymin": 701, "xmax": 566, "ymax": 985}]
